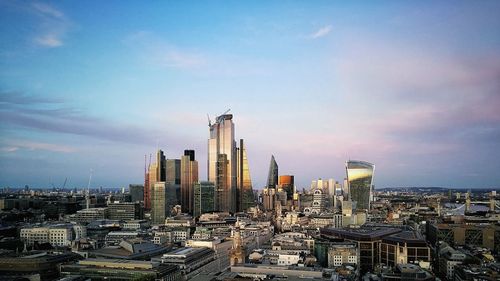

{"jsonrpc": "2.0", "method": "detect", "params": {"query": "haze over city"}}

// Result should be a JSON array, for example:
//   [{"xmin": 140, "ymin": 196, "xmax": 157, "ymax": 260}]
[{"xmin": 1, "ymin": 1, "xmax": 500, "ymax": 189}]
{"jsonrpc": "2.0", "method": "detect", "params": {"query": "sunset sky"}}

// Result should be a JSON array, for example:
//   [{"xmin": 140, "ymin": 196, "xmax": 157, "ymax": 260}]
[{"xmin": 1, "ymin": 1, "xmax": 500, "ymax": 189}]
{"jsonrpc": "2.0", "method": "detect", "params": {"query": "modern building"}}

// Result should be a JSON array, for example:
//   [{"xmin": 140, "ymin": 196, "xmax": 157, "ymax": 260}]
[
  {"xmin": 107, "ymin": 202, "xmax": 143, "ymax": 221},
  {"xmin": 266, "ymin": 155, "xmax": 278, "ymax": 188},
  {"xmin": 193, "ymin": 181, "xmax": 215, "ymax": 217},
  {"xmin": 345, "ymin": 160, "xmax": 374, "ymax": 211},
  {"xmin": 157, "ymin": 247, "xmax": 218, "ymax": 278},
  {"xmin": 61, "ymin": 258, "xmax": 181, "ymax": 281},
  {"xmin": 380, "ymin": 231, "xmax": 431, "ymax": 267},
  {"xmin": 74, "ymin": 207, "xmax": 108, "ymax": 223},
  {"xmin": 262, "ymin": 187, "xmax": 276, "ymax": 211},
  {"xmin": 0, "ymin": 251, "xmax": 82, "ymax": 280},
  {"xmin": 321, "ymin": 225, "xmax": 402, "ymax": 273},
  {"xmin": 237, "ymin": 139, "xmax": 254, "ymax": 212},
  {"xmin": 151, "ymin": 182, "xmax": 167, "ymax": 224},
  {"xmin": 426, "ymin": 223, "xmax": 499, "ymax": 252},
  {"xmin": 166, "ymin": 158, "xmax": 181, "ymax": 211},
  {"xmin": 279, "ymin": 175, "xmax": 294, "ymax": 200},
  {"xmin": 129, "ymin": 184, "xmax": 144, "ymax": 203},
  {"xmin": 208, "ymin": 113, "xmax": 237, "ymax": 213},
  {"xmin": 181, "ymin": 150, "xmax": 198, "ymax": 214},
  {"xmin": 147, "ymin": 149, "xmax": 167, "ymax": 210}
]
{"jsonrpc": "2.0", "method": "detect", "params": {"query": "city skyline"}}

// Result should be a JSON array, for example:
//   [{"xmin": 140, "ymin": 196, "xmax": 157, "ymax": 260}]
[{"xmin": 2, "ymin": 1, "xmax": 500, "ymax": 189}]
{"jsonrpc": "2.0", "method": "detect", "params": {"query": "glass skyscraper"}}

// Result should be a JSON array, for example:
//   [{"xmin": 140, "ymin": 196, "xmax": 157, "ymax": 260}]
[
  {"xmin": 193, "ymin": 181, "xmax": 215, "ymax": 217},
  {"xmin": 345, "ymin": 160, "xmax": 375, "ymax": 211},
  {"xmin": 267, "ymin": 155, "xmax": 278, "ymax": 188},
  {"xmin": 208, "ymin": 114, "xmax": 237, "ymax": 213},
  {"xmin": 237, "ymin": 139, "xmax": 254, "ymax": 211},
  {"xmin": 181, "ymin": 150, "xmax": 198, "ymax": 214}
]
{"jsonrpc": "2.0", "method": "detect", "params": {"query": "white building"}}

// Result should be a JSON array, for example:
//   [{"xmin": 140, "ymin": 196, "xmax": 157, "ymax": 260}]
[{"xmin": 20, "ymin": 224, "xmax": 83, "ymax": 247}]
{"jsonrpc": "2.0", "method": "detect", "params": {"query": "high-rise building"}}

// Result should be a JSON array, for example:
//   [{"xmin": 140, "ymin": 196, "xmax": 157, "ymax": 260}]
[
  {"xmin": 166, "ymin": 159, "xmax": 181, "ymax": 212},
  {"xmin": 208, "ymin": 114, "xmax": 237, "ymax": 213},
  {"xmin": 181, "ymin": 150, "xmax": 198, "ymax": 214},
  {"xmin": 237, "ymin": 139, "xmax": 254, "ymax": 212},
  {"xmin": 345, "ymin": 160, "xmax": 374, "ymax": 211},
  {"xmin": 129, "ymin": 184, "xmax": 144, "ymax": 203},
  {"xmin": 278, "ymin": 175, "xmax": 294, "ymax": 200},
  {"xmin": 146, "ymin": 150, "xmax": 166, "ymax": 210},
  {"xmin": 193, "ymin": 181, "xmax": 215, "ymax": 217},
  {"xmin": 151, "ymin": 182, "xmax": 167, "ymax": 224},
  {"xmin": 266, "ymin": 155, "xmax": 278, "ymax": 188}
]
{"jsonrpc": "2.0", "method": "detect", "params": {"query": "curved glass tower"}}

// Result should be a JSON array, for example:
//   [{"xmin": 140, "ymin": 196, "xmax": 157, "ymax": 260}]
[{"xmin": 346, "ymin": 160, "xmax": 374, "ymax": 211}]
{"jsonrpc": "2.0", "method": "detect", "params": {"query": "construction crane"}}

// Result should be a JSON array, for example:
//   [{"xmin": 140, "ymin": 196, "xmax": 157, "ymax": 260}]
[
  {"xmin": 215, "ymin": 108, "xmax": 231, "ymax": 124},
  {"xmin": 207, "ymin": 114, "xmax": 212, "ymax": 127},
  {"xmin": 86, "ymin": 169, "xmax": 93, "ymax": 209}
]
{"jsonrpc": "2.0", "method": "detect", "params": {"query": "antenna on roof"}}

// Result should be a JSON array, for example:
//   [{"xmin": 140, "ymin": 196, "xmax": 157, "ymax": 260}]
[{"xmin": 207, "ymin": 114, "xmax": 212, "ymax": 127}]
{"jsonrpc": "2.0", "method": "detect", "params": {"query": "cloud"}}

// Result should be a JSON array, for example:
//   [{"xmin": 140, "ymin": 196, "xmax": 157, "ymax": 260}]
[
  {"xmin": 310, "ymin": 25, "xmax": 332, "ymax": 39},
  {"xmin": 125, "ymin": 31, "xmax": 207, "ymax": 69},
  {"xmin": 0, "ymin": 90, "xmax": 182, "ymax": 146},
  {"xmin": 1, "ymin": 140, "xmax": 75, "ymax": 153},
  {"xmin": 30, "ymin": 2, "xmax": 71, "ymax": 48},
  {"xmin": 124, "ymin": 31, "xmax": 277, "ymax": 76}
]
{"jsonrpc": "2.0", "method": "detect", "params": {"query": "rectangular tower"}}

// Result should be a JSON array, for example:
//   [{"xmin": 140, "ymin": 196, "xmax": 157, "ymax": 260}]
[
  {"xmin": 208, "ymin": 114, "xmax": 237, "ymax": 213},
  {"xmin": 181, "ymin": 150, "xmax": 198, "ymax": 214}
]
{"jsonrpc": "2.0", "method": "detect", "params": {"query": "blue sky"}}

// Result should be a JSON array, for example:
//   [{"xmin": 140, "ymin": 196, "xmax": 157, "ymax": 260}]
[{"xmin": 1, "ymin": 1, "xmax": 500, "ymax": 189}]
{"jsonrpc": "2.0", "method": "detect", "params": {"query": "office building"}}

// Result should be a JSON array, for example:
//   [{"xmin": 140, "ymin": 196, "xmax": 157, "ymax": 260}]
[
  {"xmin": 237, "ymin": 139, "xmax": 254, "ymax": 211},
  {"xmin": 208, "ymin": 113, "xmax": 237, "ymax": 213},
  {"xmin": 146, "ymin": 150, "xmax": 167, "ymax": 210},
  {"xmin": 262, "ymin": 187, "xmax": 276, "ymax": 211},
  {"xmin": 181, "ymin": 150, "xmax": 198, "ymax": 214},
  {"xmin": 107, "ymin": 202, "xmax": 143, "ymax": 221},
  {"xmin": 129, "ymin": 184, "xmax": 144, "ymax": 203},
  {"xmin": 61, "ymin": 258, "xmax": 181, "ymax": 281},
  {"xmin": 279, "ymin": 175, "xmax": 294, "ymax": 200},
  {"xmin": 193, "ymin": 181, "xmax": 215, "ymax": 217},
  {"xmin": 167, "ymin": 158, "xmax": 181, "ymax": 210},
  {"xmin": 345, "ymin": 160, "xmax": 374, "ymax": 211},
  {"xmin": 321, "ymin": 225, "xmax": 402, "ymax": 273},
  {"xmin": 380, "ymin": 231, "xmax": 431, "ymax": 267},
  {"xmin": 74, "ymin": 207, "xmax": 108, "ymax": 223},
  {"xmin": 267, "ymin": 155, "xmax": 278, "ymax": 188},
  {"xmin": 151, "ymin": 182, "xmax": 167, "ymax": 224}
]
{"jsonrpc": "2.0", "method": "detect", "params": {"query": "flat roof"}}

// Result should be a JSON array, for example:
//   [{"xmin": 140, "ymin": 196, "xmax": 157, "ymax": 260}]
[{"xmin": 321, "ymin": 226, "xmax": 402, "ymax": 241}]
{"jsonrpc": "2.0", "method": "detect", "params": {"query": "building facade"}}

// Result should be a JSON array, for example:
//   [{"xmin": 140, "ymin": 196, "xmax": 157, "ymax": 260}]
[
  {"xmin": 193, "ymin": 181, "xmax": 215, "ymax": 217},
  {"xmin": 345, "ymin": 160, "xmax": 374, "ymax": 211},
  {"xmin": 181, "ymin": 150, "xmax": 198, "ymax": 214}
]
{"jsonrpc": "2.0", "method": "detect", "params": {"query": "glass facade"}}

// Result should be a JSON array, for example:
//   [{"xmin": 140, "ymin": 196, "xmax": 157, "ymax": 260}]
[
  {"xmin": 237, "ymin": 139, "xmax": 254, "ymax": 211},
  {"xmin": 181, "ymin": 150, "xmax": 198, "ymax": 214},
  {"xmin": 193, "ymin": 181, "xmax": 215, "ymax": 217},
  {"xmin": 346, "ymin": 160, "xmax": 374, "ymax": 211},
  {"xmin": 208, "ymin": 114, "xmax": 237, "ymax": 213},
  {"xmin": 267, "ymin": 155, "xmax": 278, "ymax": 188}
]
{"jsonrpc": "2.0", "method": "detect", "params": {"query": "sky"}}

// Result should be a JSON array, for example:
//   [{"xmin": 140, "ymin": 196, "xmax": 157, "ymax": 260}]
[{"xmin": 1, "ymin": 1, "xmax": 500, "ymax": 190}]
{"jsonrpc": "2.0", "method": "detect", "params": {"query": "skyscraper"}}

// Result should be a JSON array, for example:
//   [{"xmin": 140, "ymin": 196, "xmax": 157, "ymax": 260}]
[
  {"xmin": 181, "ymin": 150, "xmax": 198, "ymax": 214},
  {"xmin": 345, "ymin": 160, "xmax": 375, "ymax": 211},
  {"xmin": 193, "ymin": 181, "xmax": 215, "ymax": 217},
  {"xmin": 208, "ymin": 113, "xmax": 237, "ymax": 213},
  {"xmin": 151, "ymin": 182, "xmax": 167, "ymax": 224},
  {"xmin": 166, "ymin": 158, "xmax": 181, "ymax": 211},
  {"xmin": 278, "ymin": 175, "xmax": 294, "ymax": 200},
  {"xmin": 237, "ymin": 139, "xmax": 254, "ymax": 212},
  {"xmin": 129, "ymin": 184, "xmax": 144, "ymax": 203},
  {"xmin": 146, "ymin": 150, "xmax": 166, "ymax": 210},
  {"xmin": 266, "ymin": 155, "xmax": 278, "ymax": 188}
]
